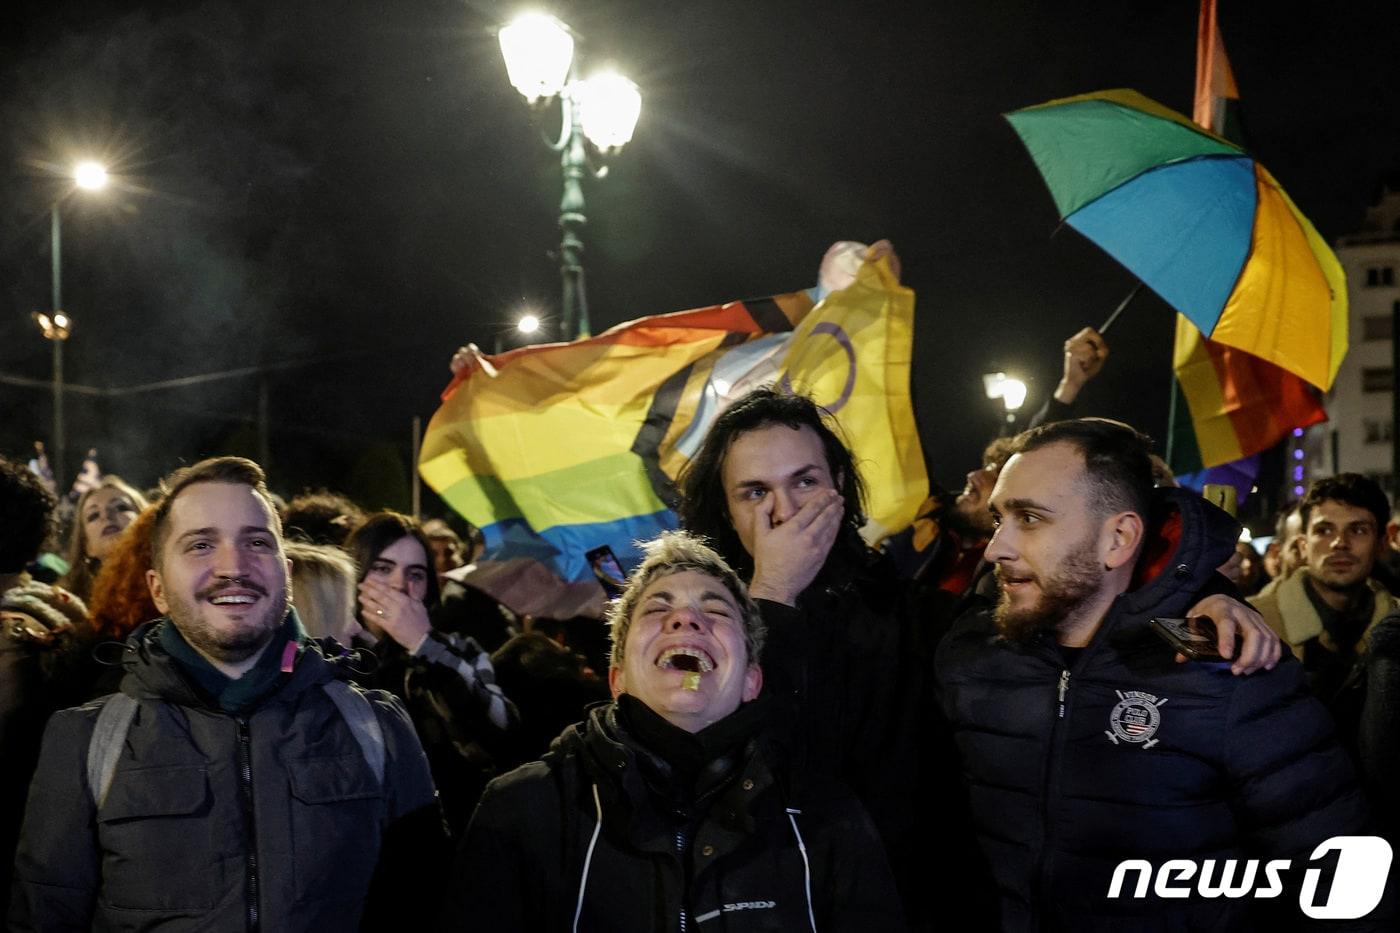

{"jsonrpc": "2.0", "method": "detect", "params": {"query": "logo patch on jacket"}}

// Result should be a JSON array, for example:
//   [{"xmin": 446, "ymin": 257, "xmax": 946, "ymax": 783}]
[
  {"xmin": 1105, "ymin": 690, "xmax": 1167, "ymax": 748},
  {"xmin": 694, "ymin": 901, "xmax": 777, "ymax": 923}
]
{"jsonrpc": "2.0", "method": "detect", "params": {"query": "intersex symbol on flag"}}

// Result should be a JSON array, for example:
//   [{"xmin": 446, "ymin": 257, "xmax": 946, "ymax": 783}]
[{"xmin": 419, "ymin": 246, "xmax": 926, "ymax": 582}]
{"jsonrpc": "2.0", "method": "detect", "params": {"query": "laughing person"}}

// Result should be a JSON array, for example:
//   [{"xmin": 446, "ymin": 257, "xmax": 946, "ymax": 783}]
[{"xmin": 442, "ymin": 531, "xmax": 903, "ymax": 932}]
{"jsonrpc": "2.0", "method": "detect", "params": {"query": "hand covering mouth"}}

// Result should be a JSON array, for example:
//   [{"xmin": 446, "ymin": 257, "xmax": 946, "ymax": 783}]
[{"xmin": 656, "ymin": 645, "xmax": 716, "ymax": 673}]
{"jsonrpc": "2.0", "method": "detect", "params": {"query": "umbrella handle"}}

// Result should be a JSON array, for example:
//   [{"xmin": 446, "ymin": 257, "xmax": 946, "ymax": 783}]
[{"xmin": 1098, "ymin": 283, "xmax": 1144, "ymax": 334}]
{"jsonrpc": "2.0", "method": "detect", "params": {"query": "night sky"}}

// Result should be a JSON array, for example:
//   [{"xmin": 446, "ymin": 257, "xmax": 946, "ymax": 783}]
[{"xmin": 2, "ymin": 0, "xmax": 1398, "ymax": 516}]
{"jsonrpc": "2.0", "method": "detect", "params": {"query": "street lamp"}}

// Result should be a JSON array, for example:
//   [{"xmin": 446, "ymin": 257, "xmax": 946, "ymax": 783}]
[
  {"xmin": 983, "ymin": 371, "xmax": 1028, "ymax": 435},
  {"xmin": 493, "ymin": 309, "xmax": 547, "ymax": 353},
  {"xmin": 40, "ymin": 160, "xmax": 108, "ymax": 490},
  {"xmin": 498, "ymin": 12, "xmax": 642, "ymax": 341}
]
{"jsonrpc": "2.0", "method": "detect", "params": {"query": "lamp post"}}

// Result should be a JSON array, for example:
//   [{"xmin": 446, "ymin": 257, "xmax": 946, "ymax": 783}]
[
  {"xmin": 38, "ymin": 161, "xmax": 108, "ymax": 490},
  {"xmin": 498, "ymin": 13, "xmax": 641, "ymax": 341}
]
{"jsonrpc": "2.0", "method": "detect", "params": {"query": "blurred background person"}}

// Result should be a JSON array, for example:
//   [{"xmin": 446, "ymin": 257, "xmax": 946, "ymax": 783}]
[
  {"xmin": 0, "ymin": 455, "xmax": 86, "ymax": 918},
  {"xmin": 58, "ymin": 476, "xmax": 147, "ymax": 603},
  {"xmin": 82, "ymin": 505, "xmax": 160, "ymax": 697},
  {"xmin": 428, "ymin": 516, "xmax": 515, "ymax": 651},
  {"xmin": 421, "ymin": 518, "xmax": 467, "ymax": 586},
  {"xmin": 285, "ymin": 540, "xmax": 361, "ymax": 645},
  {"xmin": 283, "ymin": 489, "xmax": 365, "ymax": 546},
  {"xmin": 489, "ymin": 630, "xmax": 608, "ymax": 768}
]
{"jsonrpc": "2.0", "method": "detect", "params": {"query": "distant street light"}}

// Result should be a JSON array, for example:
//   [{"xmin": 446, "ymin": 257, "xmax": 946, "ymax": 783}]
[
  {"xmin": 983, "ymin": 371, "xmax": 1028, "ymax": 435},
  {"xmin": 517, "ymin": 313, "xmax": 541, "ymax": 335},
  {"xmin": 498, "ymin": 12, "xmax": 642, "ymax": 341},
  {"xmin": 39, "ymin": 160, "xmax": 109, "ymax": 490},
  {"xmin": 73, "ymin": 161, "xmax": 109, "ymax": 191}
]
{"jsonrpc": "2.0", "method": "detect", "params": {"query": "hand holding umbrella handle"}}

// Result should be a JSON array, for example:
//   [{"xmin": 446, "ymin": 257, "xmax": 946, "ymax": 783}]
[{"xmin": 1054, "ymin": 326, "xmax": 1111, "ymax": 405}]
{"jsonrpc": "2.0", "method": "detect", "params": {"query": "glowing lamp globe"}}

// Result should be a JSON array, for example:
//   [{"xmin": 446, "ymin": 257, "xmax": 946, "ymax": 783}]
[
  {"xmin": 498, "ymin": 13, "xmax": 574, "ymax": 102},
  {"xmin": 576, "ymin": 72, "xmax": 641, "ymax": 151}
]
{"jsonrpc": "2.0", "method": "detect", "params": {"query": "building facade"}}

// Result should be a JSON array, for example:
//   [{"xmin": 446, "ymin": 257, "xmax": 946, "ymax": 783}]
[{"xmin": 1299, "ymin": 188, "xmax": 1400, "ymax": 498}]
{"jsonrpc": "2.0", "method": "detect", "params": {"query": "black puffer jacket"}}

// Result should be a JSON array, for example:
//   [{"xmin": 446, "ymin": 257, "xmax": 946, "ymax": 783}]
[
  {"xmin": 9, "ymin": 619, "xmax": 444, "ymax": 932},
  {"xmin": 937, "ymin": 487, "xmax": 1382, "ymax": 932},
  {"xmin": 445, "ymin": 702, "xmax": 904, "ymax": 931}
]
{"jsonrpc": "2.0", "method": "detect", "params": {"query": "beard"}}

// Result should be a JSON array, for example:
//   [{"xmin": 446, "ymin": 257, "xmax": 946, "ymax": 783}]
[
  {"xmin": 947, "ymin": 493, "xmax": 994, "ymax": 541},
  {"xmin": 165, "ymin": 576, "xmax": 290, "ymax": 664},
  {"xmin": 993, "ymin": 534, "xmax": 1105, "ymax": 643}
]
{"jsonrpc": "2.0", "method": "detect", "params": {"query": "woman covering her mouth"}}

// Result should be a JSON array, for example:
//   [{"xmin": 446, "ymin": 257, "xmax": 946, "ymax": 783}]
[{"xmin": 344, "ymin": 511, "xmax": 519, "ymax": 839}]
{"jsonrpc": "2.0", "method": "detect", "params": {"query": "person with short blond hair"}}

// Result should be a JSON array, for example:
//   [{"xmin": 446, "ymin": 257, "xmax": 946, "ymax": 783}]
[
  {"xmin": 446, "ymin": 531, "xmax": 903, "ymax": 931},
  {"xmin": 285, "ymin": 540, "xmax": 360, "ymax": 643}
]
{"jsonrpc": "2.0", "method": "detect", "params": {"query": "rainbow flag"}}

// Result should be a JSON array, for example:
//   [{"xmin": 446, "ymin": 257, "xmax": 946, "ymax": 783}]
[
  {"xmin": 419, "ymin": 255, "xmax": 926, "ymax": 581},
  {"xmin": 1169, "ymin": 0, "xmax": 1329, "ymax": 476}
]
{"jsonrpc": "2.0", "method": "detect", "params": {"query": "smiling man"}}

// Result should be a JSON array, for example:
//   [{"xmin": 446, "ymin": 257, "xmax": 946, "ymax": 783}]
[
  {"xmin": 446, "ymin": 531, "xmax": 902, "ymax": 931},
  {"xmin": 937, "ymin": 420, "xmax": 1382, "ymax": 930},
  {"xmin": 10, "ymin": 457, "xmax": 446, "ymax": 932}
]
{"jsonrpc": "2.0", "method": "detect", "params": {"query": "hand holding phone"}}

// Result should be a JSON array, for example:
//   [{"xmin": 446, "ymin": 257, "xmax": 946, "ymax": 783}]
[{"xmin": 1150, "ymin": 616, "xmax": 1229, "ymax": 663}]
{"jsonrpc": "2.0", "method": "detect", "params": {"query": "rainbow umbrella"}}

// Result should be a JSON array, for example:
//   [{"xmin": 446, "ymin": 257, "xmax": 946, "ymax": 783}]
[{"xmin": 1005, "ymin": 88, "xmax": 1347, "ymax": 391}]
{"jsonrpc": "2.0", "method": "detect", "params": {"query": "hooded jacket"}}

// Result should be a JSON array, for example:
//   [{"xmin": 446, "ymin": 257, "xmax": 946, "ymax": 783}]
[
  {"xmin": 444, "ymin": 702, "xmax": 904, "ymax": 932},
  {"xmin": 9, "ymin": 617, "xmax": 444, "ymax": 932},
  {"xmin": 937, "ymin": 487, "xmax": 1382, "ymax": 932}
]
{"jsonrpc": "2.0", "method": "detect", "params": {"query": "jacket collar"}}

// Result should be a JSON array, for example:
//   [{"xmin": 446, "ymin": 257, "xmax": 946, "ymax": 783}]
[
  {"xmin": 554, "ymin": 703, "xmax": 775, "ymax": 854},
  {"xmin": 1270, "ymin": 570, "xmax": 1393, "ymax": 648},
  {"xmin": 1112, "ymin": 486, "xmax": 1240, "ymax": 627},
  {"xmin": 121, "ymin": 611, "xmax": 343, "ymax": 711}
]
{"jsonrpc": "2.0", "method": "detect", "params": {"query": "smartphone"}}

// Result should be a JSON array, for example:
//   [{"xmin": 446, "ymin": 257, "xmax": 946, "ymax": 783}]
[
  {"xmin": 585, "ymin": 545, "xmax": 628, "ymax": 599},
  {"xmin": 1150, "ymin": 616, "xmax": 1227, "ymax": 662}
]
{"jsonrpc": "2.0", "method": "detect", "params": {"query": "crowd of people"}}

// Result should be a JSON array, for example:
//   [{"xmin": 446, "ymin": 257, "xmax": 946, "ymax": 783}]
[{"xmin": 2, "ymin": 325, "xmax": 1398, "ymax": 930}]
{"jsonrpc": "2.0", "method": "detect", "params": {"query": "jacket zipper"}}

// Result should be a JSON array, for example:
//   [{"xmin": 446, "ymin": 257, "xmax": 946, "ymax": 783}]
[
  {"xmin": 675, "ymin": 827, "xmax": 688, "ymax": 933},
  {"xmin": 1036, "ymin": 668, "xmax": 1072, "ymax": 912},
  {"xmin": 237, "ymin": 718, "xmax": 260, "ymax": 932}
]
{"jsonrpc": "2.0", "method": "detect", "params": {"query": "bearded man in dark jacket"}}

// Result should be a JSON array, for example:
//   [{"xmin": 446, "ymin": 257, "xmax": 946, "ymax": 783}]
[
  {"xmin": 9, "ymin": 457, "xmax": 447, "ymax": 932},
  {"xmin": 937, "ymin": 419, "xmax": 1389, "ymax": 932},
  {"xmin": 445, "ymin": 531, "xmax": 902, "ymax": 931}
]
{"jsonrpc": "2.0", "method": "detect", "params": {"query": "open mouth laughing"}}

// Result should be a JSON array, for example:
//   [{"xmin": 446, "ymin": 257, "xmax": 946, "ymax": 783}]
[{"xmin": 655, "ymin": 645, "xmax": 716, "ymax": 674}]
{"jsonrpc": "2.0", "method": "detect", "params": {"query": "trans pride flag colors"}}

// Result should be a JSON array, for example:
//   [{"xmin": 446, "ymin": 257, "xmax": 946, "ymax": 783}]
[{"xmin": 419, "ymin": 255, "xmax": 926, "ymax": 582}]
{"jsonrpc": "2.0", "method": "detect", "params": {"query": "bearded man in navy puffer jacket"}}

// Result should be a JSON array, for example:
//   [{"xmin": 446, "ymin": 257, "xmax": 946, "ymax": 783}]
[{"xmin": 938, "ymin": 418, "xmax": 1392, "ymax": 932}]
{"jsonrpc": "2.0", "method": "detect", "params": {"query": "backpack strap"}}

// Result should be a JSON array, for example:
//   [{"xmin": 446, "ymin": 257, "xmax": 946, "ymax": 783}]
[
  {"xmin": 86, "ymin": 693, "xmax": 139, "ymax": 809},
  {"xmin": 322, "ymin": 680, "xmax": 386, "ymax": 786}
]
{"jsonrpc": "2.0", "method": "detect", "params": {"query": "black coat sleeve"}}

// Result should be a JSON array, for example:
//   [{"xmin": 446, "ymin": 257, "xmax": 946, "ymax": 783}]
[
  {"xmin": 438, "ymin": 768, "xmax": 557, "ymax": 932},
  {"xmin": 7, "ymin": 707, "xmax": 101, "ymax": 932},
  {"xmin": 361, "ymin": 690, "xmax": 451, "ymax": 931},
  {"xmin": 810, "ymin": 790, "xmax": 907, "ymax": 932},
  {"xmin": 1357, "ymin": 614, "xmax": 1400, "ymax": 843},
  {"xmin": 1225, "ymin": 661, "xmax": 1395, "ymax": 930}
]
